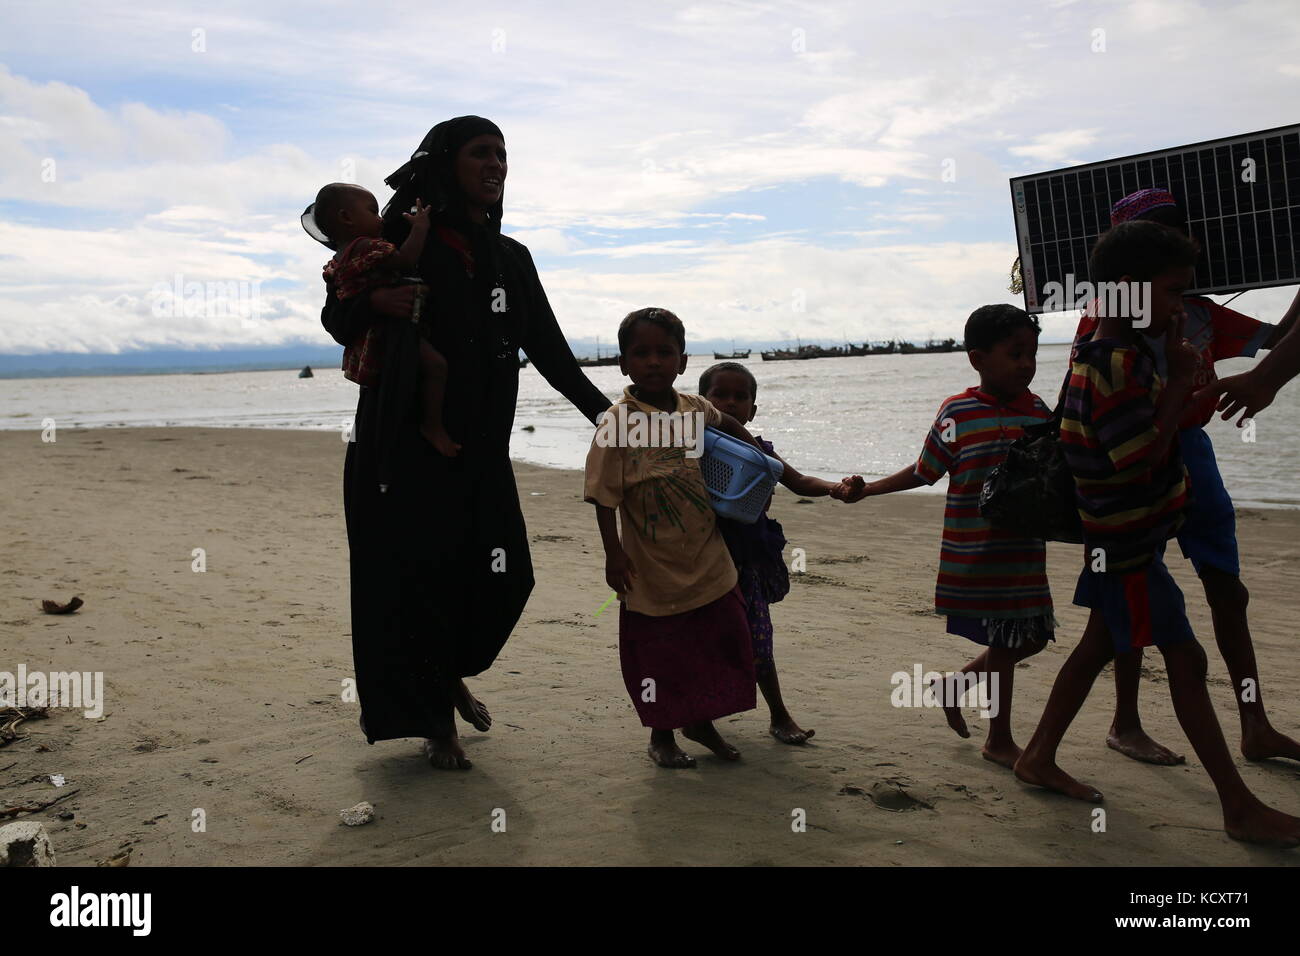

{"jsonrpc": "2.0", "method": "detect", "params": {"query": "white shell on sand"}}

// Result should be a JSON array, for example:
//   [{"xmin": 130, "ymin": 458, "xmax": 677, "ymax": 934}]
[
  {"xmin": 339, "ymin": 802, "xmax": 375, "ymax": 827},
  {"xmin": 0, "ymin": 821, "xmax": 57, "ymax": 867}
]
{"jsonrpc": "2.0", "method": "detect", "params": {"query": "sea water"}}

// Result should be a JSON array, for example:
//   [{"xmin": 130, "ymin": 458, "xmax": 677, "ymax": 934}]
[{"xmin": 1, "ymin": 345, "xmax": 1295, "ymax": 508}]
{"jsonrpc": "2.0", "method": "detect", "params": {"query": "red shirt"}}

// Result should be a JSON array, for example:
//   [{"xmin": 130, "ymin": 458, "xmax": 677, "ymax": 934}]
[{"xmin": 1073, "ymin": 297, "xmax": 1273, "ymax": 430}]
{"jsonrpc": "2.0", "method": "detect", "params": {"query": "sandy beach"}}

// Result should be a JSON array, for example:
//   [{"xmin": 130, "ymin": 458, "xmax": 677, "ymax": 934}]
[{"xmin": 2, "ymin": 425, "xmax": 1299, "ymax": 867}]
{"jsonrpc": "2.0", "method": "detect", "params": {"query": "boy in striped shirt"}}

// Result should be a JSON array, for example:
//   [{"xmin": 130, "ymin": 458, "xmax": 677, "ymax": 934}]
[
  {"xmin": 840, "ymin": 304, "xmax": 1055, "ymax": 769},
  {"xmin": 1079, "ymin": 189, "xmax": 1300, "ymax": 767},
  {"xmin": 1015, "ymin": 220, "xmax": 1300, "ymax": 847}
]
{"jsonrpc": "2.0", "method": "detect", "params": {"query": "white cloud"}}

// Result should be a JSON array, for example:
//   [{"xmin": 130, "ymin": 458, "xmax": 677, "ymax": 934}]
[
  {"xmin": 0, "ymin": 0, "xmax": 1298, "ymax": 356},
  {"xmin": 1008, "ymin": 128, "xmax": 1102, "ymax": 166}
]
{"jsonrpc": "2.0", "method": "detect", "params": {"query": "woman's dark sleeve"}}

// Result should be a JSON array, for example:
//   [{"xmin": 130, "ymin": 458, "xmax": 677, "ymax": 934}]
[
  {"xmin": 516, "ymin": 244, "xmax": 613, "ymax": 425},
  {"xmin": 321, "ymin": 288, "xmax": 370, "ymax": 348}
]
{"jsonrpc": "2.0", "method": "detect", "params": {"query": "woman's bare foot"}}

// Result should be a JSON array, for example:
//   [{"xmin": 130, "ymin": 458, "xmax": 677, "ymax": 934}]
[
  {"xmin": 1224, "ymin": 799, "xmax": 1300, "ymax": 848},
  {"xmin": 769, "ymin": 713, "xmax": 814, "ymax": 745},
  {"xmin": 648, "ymin": 730, "xmax": 696, "ymax": 768},
  {"xmin": 1014, "ymin": 751, "xmax": 1103, "ymax": 802},
  {"xmin": 423, "ymin": 734, "xmax": 471, "ymax": 770},
  {"xmin": 421, "ymin": 424, "xmax": 462, "ymax": 457},
  {"xmin": 930, "ymin": 676, "xmax": 970, "ymax": 738},
  {"xmin": 682, "ymin": 721, "xmax": 741, "ymax": 761},
  {"xmin": 1107, "ymin": 725, "xmax": 1185, "ymax": 765},
  {"xmin": 981, "ymin": 740, "xmax": 1023, "ymax": 769},
  {"xmin": 1241, "ymin": 724, "xmax": 1300, "ymax": 763},
  {"xmin": 449, "ymin": 679, "xmax": 491, "ymax": 732}
]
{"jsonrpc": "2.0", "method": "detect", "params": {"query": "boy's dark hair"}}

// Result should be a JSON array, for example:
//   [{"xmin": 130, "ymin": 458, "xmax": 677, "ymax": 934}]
[
  {"xmin": 1090, "ymin": 219, "xmax": 1200, "ymax": 283},
  {"xmin": 313, "ymin": 182, "xmax": 361, "ymax": 243},
  {"xmin": 617, "ymin": 307, "xmax": 686, "ymax": 354},
  {"xmin": 698, "ymin": 362, "xmax": 758, "ymax": 401},
  {"xmin": 964, "ymin": 304, "xmax": 1041, "ymax": 352}
]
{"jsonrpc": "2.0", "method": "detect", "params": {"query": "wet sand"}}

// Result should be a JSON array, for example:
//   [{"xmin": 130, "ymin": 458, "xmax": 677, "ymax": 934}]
[{"xmin": 2, "ymin": 427, "xmax": 1299, "ymax": 866}]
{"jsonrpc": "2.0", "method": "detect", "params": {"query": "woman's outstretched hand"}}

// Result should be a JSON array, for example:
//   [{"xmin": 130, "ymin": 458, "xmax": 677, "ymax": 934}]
[{"xmin": 369, "ymin": 283, "xmax": 427, "ymax": 319}]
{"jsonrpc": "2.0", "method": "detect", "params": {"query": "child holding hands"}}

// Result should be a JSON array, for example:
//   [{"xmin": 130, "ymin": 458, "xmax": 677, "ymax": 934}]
[
  {"xmin": 585, "ymin": 308, "xmax": 842, "ymax": 768},
  {"xmin": 700, "ymin": 361, "xmax": 836, "ymax": 744},
  {"xmin": 840, "ymin": 305, "xmax": 1056, "ymax": 768}
]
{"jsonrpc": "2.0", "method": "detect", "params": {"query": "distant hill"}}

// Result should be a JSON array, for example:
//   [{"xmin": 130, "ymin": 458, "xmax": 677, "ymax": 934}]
[
  {"xmin": 0, "ymin": 346, "xmax": 346, "ymax": 378},
  {"xmin": 0, "ymin": 335, "xmax": 1067, "ymax": 379}
]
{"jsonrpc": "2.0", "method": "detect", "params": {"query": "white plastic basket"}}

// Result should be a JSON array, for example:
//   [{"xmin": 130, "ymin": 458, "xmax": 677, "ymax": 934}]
[{"xmin": 700, "ymin": 426, "xmax": 784, "ymax": 524}]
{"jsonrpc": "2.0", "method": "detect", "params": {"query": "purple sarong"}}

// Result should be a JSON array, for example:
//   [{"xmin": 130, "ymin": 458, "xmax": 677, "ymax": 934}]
[{"xmin": 618, "ymin": 584, "xmax": 756, "ymax": 729}]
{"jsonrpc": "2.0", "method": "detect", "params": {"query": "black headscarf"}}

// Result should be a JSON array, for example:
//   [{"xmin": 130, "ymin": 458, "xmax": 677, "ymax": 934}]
[
  {"xmin": 380, "ymin": 115, "xmax": 513, "ymax": 350},
  {"xmin": 381, "ymin": 115, "xmax": 505, "ymax": 242}
]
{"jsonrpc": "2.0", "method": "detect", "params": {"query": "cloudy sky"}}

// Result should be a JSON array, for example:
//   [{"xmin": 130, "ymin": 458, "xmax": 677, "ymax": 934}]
[{"xmin": 2, "ymin": 0, "xmax": 1298, "ymax": 356}]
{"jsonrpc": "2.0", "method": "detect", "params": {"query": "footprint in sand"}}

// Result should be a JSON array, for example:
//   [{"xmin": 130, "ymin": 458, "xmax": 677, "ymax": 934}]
[{"xmin": 865, "ymin": 780, "xmax": 935, "ymax": 812}]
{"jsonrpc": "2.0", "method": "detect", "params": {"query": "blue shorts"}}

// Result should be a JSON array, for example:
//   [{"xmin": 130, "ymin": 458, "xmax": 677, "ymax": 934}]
[
  {"xmin": 1073, "ymin": 548, "xmax": 1196, "ymax": 655},
  {"xmin": 1175, "ymin": 427, "xmax": 1239, "ymax": 577}
]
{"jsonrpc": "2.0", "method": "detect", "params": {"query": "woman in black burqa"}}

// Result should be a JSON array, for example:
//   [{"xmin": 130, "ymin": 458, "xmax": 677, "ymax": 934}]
[{"xmin": 318, "ymin": 116, "xmax": 610, "ymax": 769}]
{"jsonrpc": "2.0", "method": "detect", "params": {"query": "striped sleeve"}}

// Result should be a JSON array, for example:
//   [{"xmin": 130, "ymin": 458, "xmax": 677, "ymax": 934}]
[
  {"xmin": 914, "ymin": 401, "xmax": 958, "ymax": 485},
  {"xmin": 1091, "ymin": 349, "xmax": 1159, "ymax": 472}
]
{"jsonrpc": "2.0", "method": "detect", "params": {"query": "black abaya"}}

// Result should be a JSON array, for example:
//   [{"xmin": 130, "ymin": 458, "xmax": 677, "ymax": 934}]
[{"xmin": 323, "ymin": 234, "xmax": 610, "ymax": 742}]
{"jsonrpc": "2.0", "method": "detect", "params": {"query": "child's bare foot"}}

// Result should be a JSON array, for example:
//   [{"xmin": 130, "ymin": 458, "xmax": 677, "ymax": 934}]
[
  {"xmin": 423, "ymin": 734, "xmax": 471, "ymax": 770},
  {"xmin": 1014, "ymin": 752, "xmax": 1103, "ymax": 802},
  {"xmin": 449, "ymin": 679, "xmax": 491, "ymax": 732},
  {"xmin": 981, "ymin": 740, "xmax": 1022, "ymax": 769},
  {"xmin": 1106, "ymin": 725, "xmax": 1185, "ymax": 765},
  {"xmin": 421, "ymin": 424, "xmax": 461, "ymax": 457},
  {"xmin": 682, "ymin": 721, "xmax": 741, "ymax": 761},
  {"xmin": 1224, "ymin": 800, "xmax": 1300, "ymax": 848},
  {"xmin": 769, "ymin": 714, "xmax": 814, "ymax": 745},
  {"xmin": 930, "ymin": 676, "xmax": 970, "ymax": 738},
  {"xmin": 648, "ymin": 731, "xmax": 696, "ymax": 768},
  {"xmin": 1241, "ymin": 724, "xmax": 1300, "ymax": 763}
]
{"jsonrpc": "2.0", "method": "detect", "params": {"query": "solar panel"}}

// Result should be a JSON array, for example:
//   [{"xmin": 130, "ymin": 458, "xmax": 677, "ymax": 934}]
[{"xmin": 1010, "ymin": 124, "xmax": 1300, "ymax": 314}]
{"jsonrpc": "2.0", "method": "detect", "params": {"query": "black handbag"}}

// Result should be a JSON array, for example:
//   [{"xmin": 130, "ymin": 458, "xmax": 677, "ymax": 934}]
[{"xmin": 978, "ymin": 400, "xmax": 1083, "ymax": 543}]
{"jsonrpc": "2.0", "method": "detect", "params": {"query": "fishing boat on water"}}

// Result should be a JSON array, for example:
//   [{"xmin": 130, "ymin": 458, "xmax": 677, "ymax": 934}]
[
  {"xmin": 923, "ymin": 337, "xmax": 965, "ymax": 353},
  {"xmin": 575, "ymin": 337, "xmax": 620, "ymax": 367},
  {"xmin": 761, "ymin": 344, "xmax": 820, "ymax": 361},
  {"xmin": 713, "ymin": 346, "xmax": 752, "ymax": 360},
  {"xmin": 760, "ymin": 338, "xmax": 959, "ymax": 360},
  {"xmin": 761, "ymin": 343, "xmax": 856, "ymax": 361}
]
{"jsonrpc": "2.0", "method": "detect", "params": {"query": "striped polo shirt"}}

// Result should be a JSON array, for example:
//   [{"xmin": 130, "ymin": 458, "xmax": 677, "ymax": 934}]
[
  {"xmin": 913, "ymin": 387, "xmax": 1054, "ymax": 620},
  {"xmin": 1060, "ymin": 338, "xmax": 1187, "ymax": 572}
]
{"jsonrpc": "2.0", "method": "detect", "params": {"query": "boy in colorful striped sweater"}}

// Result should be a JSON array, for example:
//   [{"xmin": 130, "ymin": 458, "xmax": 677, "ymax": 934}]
[
  {"xmin": 1077, "ymin": 189, "xmax": 1300, "ymax": 767},
  {"xmin": 840, "ymin": 304, "xmax": 1055, "ymax": 769},
  {"xmin": 1015, "ymin": 220, "xmax": 1300, "ymax": 847}
]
